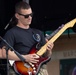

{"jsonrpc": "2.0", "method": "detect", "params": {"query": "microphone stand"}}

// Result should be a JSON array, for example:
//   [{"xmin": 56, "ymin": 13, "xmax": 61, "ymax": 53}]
[{"xmin": 0, "ymin": 36, "xmax": 25, "ymax": 75}]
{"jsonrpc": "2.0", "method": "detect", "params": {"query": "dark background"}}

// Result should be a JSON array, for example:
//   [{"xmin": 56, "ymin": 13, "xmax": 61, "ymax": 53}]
[{"xmin": 30, "ymin": 0, "xmax": 76, "ymax": 31}]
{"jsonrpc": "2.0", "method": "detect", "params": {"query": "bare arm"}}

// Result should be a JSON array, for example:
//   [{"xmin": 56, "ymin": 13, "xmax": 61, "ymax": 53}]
[
  {"xmin": 2, "ymin": 48, "xmax": 20, "ymax": 60},
  {"xmin": 2, "ymin": 47, "xmax": 39, "ymax": 63}
]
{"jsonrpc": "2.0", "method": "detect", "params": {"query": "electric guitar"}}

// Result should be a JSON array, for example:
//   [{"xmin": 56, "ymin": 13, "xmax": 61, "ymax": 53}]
[{"xmin": 13, "ymin": 18, "xmax": 76, "ymax": 75}]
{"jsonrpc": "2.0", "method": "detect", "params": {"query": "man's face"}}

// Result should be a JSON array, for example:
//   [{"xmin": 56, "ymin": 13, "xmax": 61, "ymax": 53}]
[{"xmin": 16, "ymin": 8, "xmax": 33, "ymax": 26}]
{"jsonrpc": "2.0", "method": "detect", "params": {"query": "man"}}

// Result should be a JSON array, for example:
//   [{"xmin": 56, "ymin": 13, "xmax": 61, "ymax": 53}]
[{"xmin": 1, "ymin": 1, "xmax": 54, "ymax": 75}]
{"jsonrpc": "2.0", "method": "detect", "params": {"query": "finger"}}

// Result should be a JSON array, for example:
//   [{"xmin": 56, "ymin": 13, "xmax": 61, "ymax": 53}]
[
  {"xmin": 32, "ymin": 54, "xmax": 39, "ymax": 58},
  {"xmin": 47, "ymin": 45, "xmax": 53, "ymax": 51},
  {"xmin": 45, "ymin": 39, "xmax": 48, "ymax": 42},
  {"xmin": 47, "ymin": 47, "xmax": 51, "ymax": 51},
  {"xmin": 47, "ymin": 44, "xmax": 52, "ymax": 49},
  {"xmin": 31, "ymin": 59, "xmax": 39, "ymax": 63},
  {"xmin": 48, "ymin": 43, "xmax": 54, "ymax": 49}
]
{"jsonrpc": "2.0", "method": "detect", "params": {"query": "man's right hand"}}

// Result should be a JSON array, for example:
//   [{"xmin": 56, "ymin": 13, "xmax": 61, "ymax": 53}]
[{"xmin": 23, "ymin": 54, "xmax": 39, "ymax": 63}]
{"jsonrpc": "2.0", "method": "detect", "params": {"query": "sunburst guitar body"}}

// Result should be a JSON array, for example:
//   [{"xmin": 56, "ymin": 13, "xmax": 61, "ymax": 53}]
[{"xmin": 13, "ymin": 47, "xmax": 50, "ymax": 75}]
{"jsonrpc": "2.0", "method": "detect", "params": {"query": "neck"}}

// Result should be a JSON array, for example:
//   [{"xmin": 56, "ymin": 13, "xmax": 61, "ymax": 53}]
[{"xmin": 17, "ymin": 23, "xmax": 30, "ymax": 29}]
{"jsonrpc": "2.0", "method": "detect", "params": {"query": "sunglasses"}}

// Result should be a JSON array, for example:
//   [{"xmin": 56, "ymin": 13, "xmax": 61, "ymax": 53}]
[{"xmin": 18, "ymin": 13, "xmax": 33, "ymax": 18}]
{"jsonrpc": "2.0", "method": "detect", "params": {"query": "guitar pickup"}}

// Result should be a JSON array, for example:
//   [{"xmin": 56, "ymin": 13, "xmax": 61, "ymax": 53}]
[{"xmin": 24, "ymin": 63, "xmax": 31, "ymax": 68}]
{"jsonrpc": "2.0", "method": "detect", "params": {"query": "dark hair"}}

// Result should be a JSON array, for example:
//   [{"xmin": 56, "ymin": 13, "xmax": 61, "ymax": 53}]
[{"xmin": 15, "ymin": 1, "xmax": 31, "ymax": 13}]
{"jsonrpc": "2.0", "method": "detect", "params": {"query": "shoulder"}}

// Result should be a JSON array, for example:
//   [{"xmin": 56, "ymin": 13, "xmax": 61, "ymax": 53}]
[{"xmin": 4, "ymin": 26, "xmax": 17, "ymax": 36}]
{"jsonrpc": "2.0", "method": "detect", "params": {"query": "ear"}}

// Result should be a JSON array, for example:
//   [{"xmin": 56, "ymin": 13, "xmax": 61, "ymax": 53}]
[{"xmin": 15, "ymin": 13, "xmax": 19, "ymax": 19}]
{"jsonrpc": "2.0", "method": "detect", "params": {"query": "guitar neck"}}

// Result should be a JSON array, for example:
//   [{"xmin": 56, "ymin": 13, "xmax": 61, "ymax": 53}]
[{"xmin": 37, "ymin": 18, "xmax": 76, "ymax": 56}]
